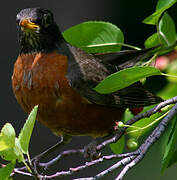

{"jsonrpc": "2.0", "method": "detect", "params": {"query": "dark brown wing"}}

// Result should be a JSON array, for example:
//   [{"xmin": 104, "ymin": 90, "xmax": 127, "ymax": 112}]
[
  {"xmin": 94, "ymin": 46, "xmax": 159, "ymax": 70},
  {"xmin": 59, "ymin": 42, "xmax": 162, "ymax": 108},
  {"xmin": 113, "ymin": 82, "xmax": 162, "ymax": 108}
]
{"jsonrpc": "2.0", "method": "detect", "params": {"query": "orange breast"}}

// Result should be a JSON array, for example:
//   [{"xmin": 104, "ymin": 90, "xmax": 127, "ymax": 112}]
[{"xmin": 12, "ymin": 51, "xmax": 124, "ymax": 137}]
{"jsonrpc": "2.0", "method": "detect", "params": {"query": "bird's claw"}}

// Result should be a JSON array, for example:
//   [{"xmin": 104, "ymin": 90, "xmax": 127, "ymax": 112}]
[{"xmin": 84, "ymin": 141, "xmax": 101, "ymax": 161}]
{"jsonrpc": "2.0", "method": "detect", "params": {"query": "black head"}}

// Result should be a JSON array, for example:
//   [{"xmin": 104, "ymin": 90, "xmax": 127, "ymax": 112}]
[{"xmin": 17, "ymin": 8, "xmax": 64, "ymax": 54}]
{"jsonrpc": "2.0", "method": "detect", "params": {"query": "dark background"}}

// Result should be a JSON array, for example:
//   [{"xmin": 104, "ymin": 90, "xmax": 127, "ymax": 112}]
[{"xmin": 1, "ymin": 0, "xmax": 177, "ymax": 179}]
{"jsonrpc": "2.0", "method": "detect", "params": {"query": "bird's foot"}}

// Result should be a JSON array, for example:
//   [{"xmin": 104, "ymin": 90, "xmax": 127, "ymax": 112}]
[{"xmin": 84, "ymin": 140, "xmax": 101, "ymax": 161}]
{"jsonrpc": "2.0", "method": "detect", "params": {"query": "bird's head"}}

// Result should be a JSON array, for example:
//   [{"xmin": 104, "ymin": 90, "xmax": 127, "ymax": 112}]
[
  {"xmin": 16, "ymin": 8, "xmax": 63, "ymax": 54},
  {"xmin": 17, "ymin": 8, "xmax": 55, "ymax": 33}
]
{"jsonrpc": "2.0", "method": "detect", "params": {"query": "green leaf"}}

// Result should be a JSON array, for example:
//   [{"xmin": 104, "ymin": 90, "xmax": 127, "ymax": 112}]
[
  {"xmin": 143, "ymin": 10, "xmax": 163, "ymax": 25},
  {"xmin": 0, "ymin": 148, "xmax": 17, "ymax": 162},
  {"xmin": 143, "ymin": 0, "xmax": 177, "ymax": 25},
  {"xmin": 162, "ymin": 116, "xmax": 177, "ymax": 172},
  {"xmin": 0, "ymin": 123, "xmax": 15, "ymax": 151},
  {"xmin": 144, "ymin": 33, "xmax": 161, "ymax": 48},
  {"xmin": 63, "ymin": 21, "xmax": 124, "ymax": 53},
  {"xmin": 126, "ymin": 106, "xmax": 164, "ymax": 138},
  {"xmin": 159, "ymin": 13, "xmax": 177, "ymax": 46},
  {"xmin": 0, "ymin": 124, "xmax": 24, "ymax": 162},
  {"xmin": 158, "ymin": 82, "xmax": 177, "ymax": 99},
  {"xmin": 18, "ymin": 105, "xmax": 38, "ymax": 154},
  {"xmin": 13, "ymin": 138, "xmax": 24, "ymax": 163},
  {"xmin": 156, "ymin": 0, "xmax": 177, "ymax": 10},
  {"xmin": 0, "ymin": 161, "xmax": 15, "ymax": 180},
  {"xmin": 0, "ymin": 138, "xmax": 24, "ymax": 162},
  {"xmin": 110, "ymin": 136, "xmax": 125, "ymax": 154},
  {"xmin": 166, "ymin": 148, "xmax": 177, "ymax": 168},
  {"xmin": 94, "ymin": 66, "xmax": 161, "ymax": 94}
]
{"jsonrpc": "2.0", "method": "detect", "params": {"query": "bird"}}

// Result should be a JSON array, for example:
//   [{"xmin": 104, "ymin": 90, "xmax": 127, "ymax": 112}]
[{"xmin": 12, "ymin": 8, "xmax": 162, "ymax": 147}]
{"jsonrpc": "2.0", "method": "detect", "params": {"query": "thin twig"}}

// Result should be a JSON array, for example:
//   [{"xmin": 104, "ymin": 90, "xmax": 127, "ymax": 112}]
[
  {"xmin": 40, "ymin": 149, "xmax": 84, "ymax": 170},
  {"xmin": 12, "ymin": 168, "xmax": 34, "ymax": 177}
]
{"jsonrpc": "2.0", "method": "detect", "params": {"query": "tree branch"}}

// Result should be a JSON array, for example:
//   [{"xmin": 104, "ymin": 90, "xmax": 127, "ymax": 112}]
[
  {"xmin": 115, "ymin": 102, "xmax": 177, "ymax": 180},
  {"xmin": 97, "ymin": 96, "xmax": 177, "ymax": 150},
  {"xmin": 12, "ymin": 96, "xmax": 177, "ymax": 179}
]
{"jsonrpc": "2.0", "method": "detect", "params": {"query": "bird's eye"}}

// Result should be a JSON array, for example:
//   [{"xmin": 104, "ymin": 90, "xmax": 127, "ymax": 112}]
[{"xmin": 43, "ymin": 13, "xmax": 53, "ymax": 26}]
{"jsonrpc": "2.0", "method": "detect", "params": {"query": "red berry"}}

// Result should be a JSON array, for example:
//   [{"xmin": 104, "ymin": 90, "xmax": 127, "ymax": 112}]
[{"xmin": 130, "ymin": 107, "xmax": 144, "ymax": 115}]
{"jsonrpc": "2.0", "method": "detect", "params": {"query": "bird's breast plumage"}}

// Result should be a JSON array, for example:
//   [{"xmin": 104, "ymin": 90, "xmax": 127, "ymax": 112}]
[
  {"xmin": 12, "ymin": 51, "xmax": 124, "ymax": 137},
  {"xmin": 12, "ymin": 52, "xmax": 68, "ymax": 110}
]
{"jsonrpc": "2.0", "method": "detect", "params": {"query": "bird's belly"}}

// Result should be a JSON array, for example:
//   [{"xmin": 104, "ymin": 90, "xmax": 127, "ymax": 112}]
[
  {"xmin": 38, "ymin": 101, "xmax": 125, "ymax": 137},
  {"xmin": 14, "ymin": 85, "xmax": 124, "ymax": 137}
]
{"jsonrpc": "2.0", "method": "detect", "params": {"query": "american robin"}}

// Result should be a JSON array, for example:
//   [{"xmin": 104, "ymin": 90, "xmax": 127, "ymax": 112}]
[{"xmin": 12, "ymin": 8, "xmax": 162, "ymax": 144}]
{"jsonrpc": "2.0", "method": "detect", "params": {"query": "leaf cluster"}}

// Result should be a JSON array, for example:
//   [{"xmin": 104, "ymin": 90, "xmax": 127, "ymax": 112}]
[{"xmin": 0, "ymin": 106, "xmax": 38, "ymax": 179}]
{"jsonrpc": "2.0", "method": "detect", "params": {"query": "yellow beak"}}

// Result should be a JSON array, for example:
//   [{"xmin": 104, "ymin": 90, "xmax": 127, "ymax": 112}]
[{"xmin": 20, "ymin": 19, "xmax": 40, "ymax": 30}]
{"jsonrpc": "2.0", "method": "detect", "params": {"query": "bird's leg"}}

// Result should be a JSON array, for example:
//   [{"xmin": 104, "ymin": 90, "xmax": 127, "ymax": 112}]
[
  {"xmin": 35, "ymin": 135, "xmax": 71, "ymax": 160},
  {"xmin": 84, "ymin": 137, "xmax": 106, "ymax": 161},
  {"xmin": 31, "ymin": 135, "xmax": 71, "ymax": 173}
]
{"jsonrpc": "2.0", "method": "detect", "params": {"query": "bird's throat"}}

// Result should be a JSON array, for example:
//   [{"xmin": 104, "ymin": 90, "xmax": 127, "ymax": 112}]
[{"xmin": 19, "ymin": 30, "xmax": 59, "ymax": 54}]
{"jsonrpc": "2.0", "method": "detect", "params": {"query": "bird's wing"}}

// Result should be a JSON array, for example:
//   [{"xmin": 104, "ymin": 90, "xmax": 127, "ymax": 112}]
[
  {"xmin": 113, "ymin": 82, "xmax": 162, "ymax": 108},
  {"xmin": 61, "ymin": 43, "xmax": 162, "ymax": 108},
  {"xmin": 93, "ymin": 46, "xmax": 159, "ymax": 70}
]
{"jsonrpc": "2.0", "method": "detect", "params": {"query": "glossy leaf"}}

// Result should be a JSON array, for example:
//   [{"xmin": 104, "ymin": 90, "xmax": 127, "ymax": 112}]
[
  {"xmin": 94, "ymin": 66, "xmax": 161, "ymax": 94},
  {"xmin": 143, "ymin": 0, "xmax": 177, "ymax": 25},
  {"xmin": 0, "ymin": 161, "xmax": 15, "ymax": 180},
  {"xmin": 143, "ymin": 10, "xmax": 163, "ymax": 25},
  {"xmin": 63, "ymin": 21, "xmax": 124, "ymax": 53},
  {"xmin": 162, "ymin": 116, "xmax": 177, "ymax": 172},
  {"xmin": 0, "ymin": 148, "xmax": 17, "ymax": 162},
  {"xmin": 144, "ymin": 33, "xmax": 160, "ymax": 48},
  {"xmin": 0, "ymin": 123, "xmax": 15, "ymax": 151},
  {"xmin": 0, "ymin": 124, "xmax": 24, "ymax": 162},
  {"xmin": 159, "ymin": 13, "xmax": 177, "ymax": 46},
  {"xmin": 125, "ymin": 105, "xmax": 164, "ymax": 138},
  {"xmin": 0, "ymin": 138, "xmax": 24, "ymax": 162},
  {"xmin": 156, "ymin": 0, "xmax": 177, "ymax": 10},
  {"xmin": 13, "ymin": 138, "xmax": 24, "ymax": 163},
  {"xmin": 18, "ymin": 105, "xmax": 38, "ymax": 154},
  {"xmin": 110, "ymin": 136, "xmax": 125, "ymax": 154}
]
